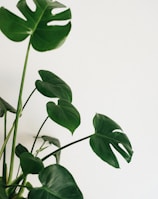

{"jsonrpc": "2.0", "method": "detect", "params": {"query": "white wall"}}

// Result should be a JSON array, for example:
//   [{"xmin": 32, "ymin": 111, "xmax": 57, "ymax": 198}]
[{"xmin": 0, "ymin": 0, "xmax": 158, "ymax": 198}]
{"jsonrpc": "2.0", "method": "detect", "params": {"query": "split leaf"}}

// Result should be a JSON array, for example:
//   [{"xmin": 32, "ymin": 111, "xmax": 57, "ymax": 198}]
[
  {"xmin": 0, "ymin": 0, "xmax": 71, "ymax": 51},
  {"xmin": 90, "ymin": 114, "xmax": 133, "ymax": 168}
]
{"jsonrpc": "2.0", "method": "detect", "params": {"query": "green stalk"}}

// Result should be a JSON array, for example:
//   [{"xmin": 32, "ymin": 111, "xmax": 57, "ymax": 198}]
[
  {"xmin": 42, "ymin": 134, "xmax": 92, "ymax": 161},
  {"xmin": 31, "ymin": 116, "xmax": 49, "ymax": 153},
  {"xmin": 2, "ymin": 112, "xmax": 7, "ymax": 184},
  {"xmin": 8, "ymin": 40, "xmax": 31, "ymax": 184}
]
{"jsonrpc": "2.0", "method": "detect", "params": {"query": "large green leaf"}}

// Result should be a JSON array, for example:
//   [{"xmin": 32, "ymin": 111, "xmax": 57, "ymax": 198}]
[
  {"xmin": 20, "ymin": 152, "xmax": 44, "ymax": 175},
  {"xmin": 28, "ymin": 164, "xmax": 83, "ymax": 199},
  {"xmin": 0, "ymin": 97, "xmax": 16, "ymax": 117},
  {"xmin": 36, "ymin": 70, "xmax": 72, "ymax": 102},
  {"xmin": 90, "ymin": 114, "xmax": 133, "ymax": 168},
  {"xmin": 47, "ymin": 100, "xmax": 80, "ymax": 134},
  {"xmin": 0, "ymin": 0, "xmax": 71, "ymax": 51}
]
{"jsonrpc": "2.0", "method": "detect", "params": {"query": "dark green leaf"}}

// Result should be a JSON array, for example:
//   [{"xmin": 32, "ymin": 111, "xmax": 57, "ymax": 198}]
[
  {"xmin": 0, "ymin": 177, "xmax": 7, "ymax": 199},
  {"xmin": 90, "ymin": 113, "xmax": 133, "ymax": 168},
  {"xmin": 28, "ymin": 164, "xmax": 83, "ymax": 199},
  {"xmin": 35, "ymin": 70, "xmax": 72, "ymax": 102},
  {"xmin": 20, "ymin": 152, "xmax": 44, "ymax": 175},
  {"xmin": 47, "ymin": 99, "xmax": 80, "ymax": 133},
  {"xmin": 0, "ymin": 97, "xmax": 16, "ymax": 117},
  {"xmin": 15, "ymin": 143, "xmax": 29, "ymax": 158},
  {"xmin": 0, "ymin": 0, "xmax": 71, "ymax": 51}
]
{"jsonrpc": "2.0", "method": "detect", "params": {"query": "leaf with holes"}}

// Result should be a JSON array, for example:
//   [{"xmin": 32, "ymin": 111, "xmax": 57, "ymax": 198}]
[
  {"xmin": 28, "ymin": 164, "xmax": 83, "ymax": 199},
  {"xmin": 47, "ymin": 99, "xmax": 80, "ymax": 134},
  {"xmin": 0, "ymin": 0, "xmax": 71, "ymax": 51},
  {"xmin": 90, "ymin": 114, "xmax": 133, "ymax": 168},
  {"xmin": 36, "ymin": 70, "xmax": 72, "ymax": 102}
]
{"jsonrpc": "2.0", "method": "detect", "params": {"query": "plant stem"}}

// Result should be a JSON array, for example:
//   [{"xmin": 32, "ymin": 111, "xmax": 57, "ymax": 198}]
[
  {"xmin": 42, "ymin": 134, "xmax": 92, "ymax": 161},
  {"xmin": 8, "ymin": 40, "xmax": 31, "ymax": 184},
  {"xmin": 31, "ymin": 116, "xmax": 49, "ymax": 153},
  {"xmin": 22, "ymin": 88, "xmax": 36, "ymax": 110},
  {"xmin": 2, "ymin": 113, "xmax": 7, "ymax": 184}
]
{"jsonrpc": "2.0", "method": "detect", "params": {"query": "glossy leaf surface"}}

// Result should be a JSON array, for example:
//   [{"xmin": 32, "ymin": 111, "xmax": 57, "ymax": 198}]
[
  {"xmin": 36, "ymin": 70, "xmax": 72, "ymax": 102},
  {"xmin": 28, "ymin": 164, "xmax": 83, "ymax": 199},
  {"xmin": 0, "ymin": 0, "xmax": 71, "ymax": 51},
  {"xmin": 0, "ymin": 97, "xmax": 16, "ymax": 117},
  {"xmin": 47, "ymin": 100, "xmax": 80, "ymax": 133},
  {"xmin": 20, "ymin": 152, "xmax": 44, "ymax": 175},
  {"xmin": 90, "ymin": 114, "xmax": 133, "ymax": 168}
]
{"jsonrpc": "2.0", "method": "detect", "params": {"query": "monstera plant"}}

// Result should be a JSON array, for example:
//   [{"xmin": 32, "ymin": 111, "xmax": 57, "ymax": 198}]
[{"xmin": 0, "ymin": 0, "xmax": 133, "ymax": 198}]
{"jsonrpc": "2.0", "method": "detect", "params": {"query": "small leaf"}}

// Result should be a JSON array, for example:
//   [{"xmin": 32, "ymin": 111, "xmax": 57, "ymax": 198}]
[
  {"xmin": 47, "ymin": 99, "xmax": 80, "ymax": 133},
  {"xmin": 41, "ymin": 135, "xmax": 60, "ymax": 148},
  {"xmin": 28, "ymin": 164, "xmax": 83, "ymax": 199},
  {"xmin": 90, "ymin": 114, "xmax": 133, "ymax": 168},
  {"xmin": 15, "ymin": 143, "xmax": 29, "ymax": 158},
  {"xmin": 41, "ymin": 135, "xmax": 61, "ymax": 163},
  {"xmin": 0, "ymin": 97, "xmax": 16, "ymax": 117},
  {"xmin": 35, "ymin": 70, "xmax": 72, "ymax": 102},
  {"xmin": 20, "ymin": 152, "xmax": 44, "ymax": 175},
  {"xmin": 0, "ymin": 0, "xmax": 71, "ymax": 51}
]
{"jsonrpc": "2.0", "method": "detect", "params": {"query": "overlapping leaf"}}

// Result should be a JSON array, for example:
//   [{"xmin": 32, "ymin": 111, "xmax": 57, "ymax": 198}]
[
  {"xmin": 0, "ymin": 0, "xmax": 71, "ymax": 51},
  {"xmin": 19, "ymin": 152, "xmax": 44, "ymax": 175},
  {"xmin": 47, "ymin": 99, "xmax": 80, "ymax": 133},
  {"xmin": 90, "ymin": 114, "xmax": 133, "ymax": 168},
  {"xmin": 36, "ymin": 70, "xmax": 72, "ymax": 102},
  {"xmin": 28, "ymin": 164, "xmax": 83, "ymax": 199}
]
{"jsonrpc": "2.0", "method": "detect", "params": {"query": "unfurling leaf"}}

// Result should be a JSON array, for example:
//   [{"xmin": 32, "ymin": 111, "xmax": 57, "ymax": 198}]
[
  {"xmin": 36, "ymin": 70, "xmax": 72, "ymax": 102},
  {"xmin": 90, "ymin": 114, "xmax": 133, "ymax": 168},
  {"xmin": 0, "ymin": 0, "xmax": 71, "ymax": 51},
  {"xmin": 28, "ymin": 164, "xmax": 83, "ymax": 199},
  {"xmin": 0, "ymin": 97, "xmax": 16, "ymax": 117},
  {"xmin": 47, "ymin": 99, "xmax": 80, "ymax": 133}
]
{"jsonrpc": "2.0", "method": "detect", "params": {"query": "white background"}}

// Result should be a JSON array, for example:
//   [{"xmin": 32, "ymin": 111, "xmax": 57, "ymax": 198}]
[{"xmin": 0, "ymin": 0, "xmax": 158, "ymax": 198}]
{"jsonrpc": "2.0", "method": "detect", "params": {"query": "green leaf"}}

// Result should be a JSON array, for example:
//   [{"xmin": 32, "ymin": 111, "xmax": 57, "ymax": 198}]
[
  {"xmin": 0, "ymin": 97, "xmax": 16, "ymax": 117},
  {"xmin": 41, "ymin": 135, "xmax": 61, "ymax": 163},
  {"xmin": 15, "ymin": 143, "xmax": 29, "ymax": 158},
  {"xmin": 20, "ymin": 152, "xmax": 44, "ymax": 175},
  {"xmin": 0, "ymin": 0, "xmax": 71, "ymax": 51},
  {"xmin": 47, "ymin": 99, "xmax": 80, "ymax": 133},
  {"xmin": 28, "ymin": 164, "xmax": 83, "ymax": 199},
  {"xmin": 0, "ymin": 177, "xmax": 7, "ymax": 199},
  {"xmin": 36, "ymin": 70, "xmax": 72, "ymax": 102},
  {"xmin": 41, "ymin": 135, "xmax": 61, "ymax": 148},
  {"xmin": 90, "ymin": 114, "xmax": 133, "ymax": 168}
]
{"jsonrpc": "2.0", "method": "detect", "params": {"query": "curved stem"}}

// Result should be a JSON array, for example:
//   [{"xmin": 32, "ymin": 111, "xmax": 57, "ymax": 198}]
[
  {"xmin": 8, "ymin": 40, "xmax": 31, "ymax": 184},
  {"xmin": 31, "ymin": 116, "xmax": 49, "ymax": 153},
  {"xmin": 22, "ymin": 88, "xmax": 36, "ymax": 110},
  {"xmin": 42, "ymin": 134, "xmax": 93, "ymax": 161}
]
